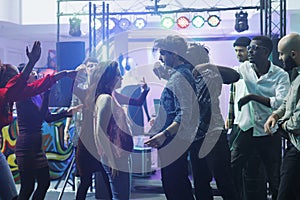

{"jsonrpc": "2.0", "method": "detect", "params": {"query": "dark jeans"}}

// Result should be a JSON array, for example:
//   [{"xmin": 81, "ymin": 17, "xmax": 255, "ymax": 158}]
[
  {"xmin": 190, "ymin": 130, "xmax": 239, "ymax": 200},
  {"xmin": 102, "ymin": 156, "xmax": 131, "ymax": 200},
  {"xmin": 277, "ymin": 146, "xmax": 300, "ymax": 200},
  {"xmin": 160, "ymin": 148, "xmax": 194, "ymax": 200},
  {"xmin": 18, "ymin": 166, "xmax": 50, "ymax": 200},
  {"xmin": 231, "ymin": 127, "xmax": 281, "ymax": 200}
]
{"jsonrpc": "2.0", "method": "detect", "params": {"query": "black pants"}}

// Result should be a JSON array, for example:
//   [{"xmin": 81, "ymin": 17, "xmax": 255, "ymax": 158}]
[
  {"xmin": 18, "ymin": 166, "xmax": 50, "ymax": 200},
  {"xmin": 190, "ymin": 130, "xmax": 239, "ymax": 200},
  {"xmin": 159, "ymin": 138, "xmax": 194, "ymax": 200},
  {"xmin": 76, "ymin": 164, "xmax": 112, "ymax": 200},
  {"xmin": 277, "ymin": 145, "xmax": 300, "ymax": 200},
  {"xmin": 230, "ymin": 125, "xmax": 267, "ymax": 200},
  {"xmin": 231, "ymin": 127, "xmax": 281, "ymax": 200}
]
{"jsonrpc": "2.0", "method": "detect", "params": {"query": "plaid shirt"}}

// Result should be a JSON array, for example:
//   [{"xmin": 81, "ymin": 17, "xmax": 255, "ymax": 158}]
[{"xmin": 226, "ymin": 84, "xmax": 236, "ymax": 129}]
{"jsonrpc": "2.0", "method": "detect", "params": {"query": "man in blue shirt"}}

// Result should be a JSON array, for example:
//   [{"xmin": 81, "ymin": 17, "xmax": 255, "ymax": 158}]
[{"xmin": 145, "ymin": 35, "xmax": 199, "ymax": 200}]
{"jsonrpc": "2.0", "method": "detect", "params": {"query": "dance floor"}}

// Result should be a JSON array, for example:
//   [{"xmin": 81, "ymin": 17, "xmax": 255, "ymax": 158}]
[{"xmin": 15, "ymin": 169, "xmax": 223, "ymax": 199}]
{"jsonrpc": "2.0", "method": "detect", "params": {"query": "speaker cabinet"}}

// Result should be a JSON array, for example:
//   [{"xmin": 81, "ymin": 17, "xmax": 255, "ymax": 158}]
[{"xmin": 49, "ymin": 41, "xmax": 85, "ymax": 107}]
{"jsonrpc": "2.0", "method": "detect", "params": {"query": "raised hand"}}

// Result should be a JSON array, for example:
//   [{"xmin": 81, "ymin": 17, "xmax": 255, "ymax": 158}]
[
  {"xmin": 22, "ymin": 41, "xmax": 42, "ymax": 79},
  {"xmin": 26, "ymin": 41, "xmax": 41, "ymax": 64},
  {"xmin": 140, "ymin": 77, "xmax": 149, "ymax": 91}
]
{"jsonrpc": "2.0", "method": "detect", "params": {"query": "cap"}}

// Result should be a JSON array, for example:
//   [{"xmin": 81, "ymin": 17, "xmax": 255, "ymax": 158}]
[{"xmin": 233, "ymin": 37, "xmax": 251, "ymax": 47}]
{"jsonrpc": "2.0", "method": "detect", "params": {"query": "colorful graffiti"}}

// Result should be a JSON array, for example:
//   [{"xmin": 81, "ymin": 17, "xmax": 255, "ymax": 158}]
[{"xmin": 0, "ymin": 108, "xmax": 75, "ymax": 184}]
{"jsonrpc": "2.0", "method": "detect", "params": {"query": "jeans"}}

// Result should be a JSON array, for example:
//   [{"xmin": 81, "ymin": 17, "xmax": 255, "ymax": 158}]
[
  {"xmin": 103, "ymin": 156, "xmax": 131, "ymax": 200},
  {"xmin": 0, "ymin": 152, "xmax": 18, "ymax": 200}
]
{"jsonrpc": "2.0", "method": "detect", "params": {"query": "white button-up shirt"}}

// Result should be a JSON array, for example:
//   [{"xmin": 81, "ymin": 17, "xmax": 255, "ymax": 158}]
[{"xmin": 235, "ymin": 61, "xmax": 290, "ymax": 136}]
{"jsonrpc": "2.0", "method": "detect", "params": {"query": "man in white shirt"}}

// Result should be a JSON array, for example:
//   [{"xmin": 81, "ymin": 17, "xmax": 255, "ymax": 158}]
[{"xmin": 231, "ymin": 35, "xmax": 290, "ymax": 200}]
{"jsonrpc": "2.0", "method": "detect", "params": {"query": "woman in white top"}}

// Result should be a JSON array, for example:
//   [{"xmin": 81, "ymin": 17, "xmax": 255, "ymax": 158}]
[{"xmin": 94, "ymin": 61, "xmax": 149, "ymax": 200}]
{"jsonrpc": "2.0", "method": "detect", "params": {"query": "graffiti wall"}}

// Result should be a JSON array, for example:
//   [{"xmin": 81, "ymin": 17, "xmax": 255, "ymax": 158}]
[{"xmin": 0, "ymin": 108, "xmax": 74, "ymax": 183}]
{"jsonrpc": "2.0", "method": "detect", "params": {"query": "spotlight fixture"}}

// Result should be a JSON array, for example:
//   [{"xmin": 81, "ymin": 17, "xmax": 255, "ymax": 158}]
[
  {"xmin": 207, "ymin": 15, "xmax": 221, "ymax": 27},
  {"xmin": 235, "ymin": 11, "xmax": 249, "ymax": 32},
  {"xmin": 161, "ymin": 17, "xmax": 175, "ymax": 29},
  {"xmin": 134, "ymin": 18, "xmax": 147, "ymax": 29},
  {"xmin": 176, "ymin": 16, "xmax": 190, "ymax": 29},
  {"xmin": 191, "ymin": 15, "xmax": 205, "ymax": 28},
  {"xmin": 118, "ymin": 18, "xmax": 131, "ymax": 30},
  {"xmin": 69, "ymin": 17, "xmax": 82, "ymax": 37}
]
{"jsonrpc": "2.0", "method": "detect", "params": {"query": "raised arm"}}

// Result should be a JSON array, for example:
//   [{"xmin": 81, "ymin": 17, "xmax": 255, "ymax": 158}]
[
  {"xmin": 21, "ymin": 41, "xmax": 41, "ymax": 80},
  {"xmin": 114, "ymin": 78, "xmax": 150, "ymax": 106}
]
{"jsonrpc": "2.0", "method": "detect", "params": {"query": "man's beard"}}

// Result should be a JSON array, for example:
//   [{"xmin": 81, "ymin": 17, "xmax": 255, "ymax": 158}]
[{"xmin": 283, "ymin": 56, "xmax": 298, "ymax": 71}]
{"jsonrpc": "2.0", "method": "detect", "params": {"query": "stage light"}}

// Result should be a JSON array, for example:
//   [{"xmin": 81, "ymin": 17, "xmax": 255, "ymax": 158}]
[
  {"xmin": 118, "ymin": 18, "xmax": 131, "ymax": 30},
  {"xmin": 191, "ymin": 15, "xmax": 205, "ymax": 28},
  {"xmin": 69, "ymin": 17, "xmax": 82, "ymax": 37},
  {"xmin": 207, "ymin": 15, "xmax": 221, "ymax": 27},
  {"xmin": 176, "ymin": 16, "xmax": 190, "ymax": 29},
  {"xmin": 134, "ymin": 18, "xmax": 147, "ymax": 29},
  {"xmin": 235, "ymin": 11, "xmax": 249, "ymax": 32},
  {"xmin": 121, "ymin": 57, "xmax": 135, "ymax": 71},
  {"xmin": 161, "ymin": 17, "xmax": 175, "ymax": 29}
]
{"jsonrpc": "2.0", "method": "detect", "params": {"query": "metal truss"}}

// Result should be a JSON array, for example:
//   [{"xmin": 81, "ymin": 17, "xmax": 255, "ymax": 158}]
[{"xmin": 261, "ymin": 0, "xmax": 286, "ymax": 39}]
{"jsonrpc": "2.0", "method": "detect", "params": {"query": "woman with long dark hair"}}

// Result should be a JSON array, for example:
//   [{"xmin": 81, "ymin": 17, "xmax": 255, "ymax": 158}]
[
  {"xmin": 94, "ymin": 61, "xmax": 149, "ymax": 200},
  {"xmin": 65, "ymin": 60, "xmax": 149, "ymax": 200}
]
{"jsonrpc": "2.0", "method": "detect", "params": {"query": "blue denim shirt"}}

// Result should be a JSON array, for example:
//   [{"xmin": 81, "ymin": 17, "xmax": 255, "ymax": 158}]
[{"xmin": 149, "ymin": 64, "xmax": 198, "ymax": 141}]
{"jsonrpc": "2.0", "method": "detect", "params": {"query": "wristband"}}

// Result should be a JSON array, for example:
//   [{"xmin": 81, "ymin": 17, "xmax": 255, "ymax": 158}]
[{"xmin": 163, "ymin": 129, "xmax": 172, "ymax": 138}]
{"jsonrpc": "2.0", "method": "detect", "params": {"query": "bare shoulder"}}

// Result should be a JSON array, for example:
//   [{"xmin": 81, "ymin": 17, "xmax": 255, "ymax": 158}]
[{"xmin": 95, "ymin": 94, "xmax": 112, "ymax": 104}]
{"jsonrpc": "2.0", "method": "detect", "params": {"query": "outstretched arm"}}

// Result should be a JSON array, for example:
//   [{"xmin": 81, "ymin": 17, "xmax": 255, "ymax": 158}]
[
  {"xmin": 217, "ymin": 66, "xmax": 240, "ymax": 84},
  {"xmin": 193, "ymin": 63, "xmax": 240, "ymax": 84},
  {"xmin": 53, "ymin": 70, "xmax": 78, "ymax": 82}
]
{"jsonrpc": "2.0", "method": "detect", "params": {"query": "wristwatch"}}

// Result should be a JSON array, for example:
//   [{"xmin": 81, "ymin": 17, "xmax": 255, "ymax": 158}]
[{"xmin": 163, "ymin": 129, "xmax": 172, "ymax": 138}]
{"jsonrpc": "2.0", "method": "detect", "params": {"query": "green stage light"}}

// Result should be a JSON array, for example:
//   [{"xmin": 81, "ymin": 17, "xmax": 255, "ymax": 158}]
[
  {"xmin": 161, "ymin": 17, "xmax": 175, "ymax": 29},
  {"xmin": 191, "ymin": 15, "xmax": 205, "ymax": 28}
]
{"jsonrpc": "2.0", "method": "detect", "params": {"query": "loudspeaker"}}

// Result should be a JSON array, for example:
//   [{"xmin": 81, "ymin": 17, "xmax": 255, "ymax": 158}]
[{"xmin": 49, "ymin": 41, "xmax": 85, "ymax": 107}]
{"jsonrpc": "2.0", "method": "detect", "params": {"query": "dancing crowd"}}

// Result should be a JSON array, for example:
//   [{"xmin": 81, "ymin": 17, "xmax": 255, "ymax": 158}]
[{"xmin": 1, "ymin": 32, "xmax": 300, "ymax": 200}]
